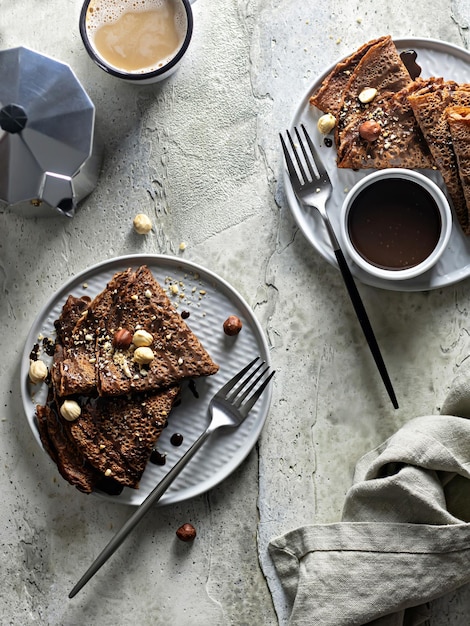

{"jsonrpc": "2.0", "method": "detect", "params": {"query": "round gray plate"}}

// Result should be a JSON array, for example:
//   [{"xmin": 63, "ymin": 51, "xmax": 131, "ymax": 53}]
[
  {"xmin": 286, "ymin": 38, "xmax": 470, "ymax": 291},
  {"xmin": 22, "ymin": 255, "xmax": 272, "ymax": 506}
]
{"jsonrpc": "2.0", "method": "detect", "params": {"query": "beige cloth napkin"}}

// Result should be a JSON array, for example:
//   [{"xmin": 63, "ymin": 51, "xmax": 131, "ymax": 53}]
[{"xmin": 269, "ymin": 366, "xmax": 470, "ymax": 626}]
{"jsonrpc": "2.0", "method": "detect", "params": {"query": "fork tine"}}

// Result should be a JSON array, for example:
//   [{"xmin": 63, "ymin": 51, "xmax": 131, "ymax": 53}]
[
  {"xmin": 216, "ymin": 356, "xmax": 260, "ymax": 397},
  {"xmin": 226, "ymin": 361, "xmax": 266, "ymax": 404},
  {"xmin": 294, "ymin": 126, "xmax": 318, "ymax": 181},
  {"xmin": 280, "ymin": 132, "xmax": 301, "ymax": 188},
  {"xmin": 239, "ymin": 369, "xmax": 275, "ymax": 416},
  {"xmin": 286, "ymin": 129, "xmax": 308, "ymax": 184},
  {"xmin": 300, "ymin": 123, "xmax": 328, "ymax": 179}
]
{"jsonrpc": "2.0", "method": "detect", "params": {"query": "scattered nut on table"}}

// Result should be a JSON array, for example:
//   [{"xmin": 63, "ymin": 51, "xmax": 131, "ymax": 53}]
[
  {"xmin": 223, "ymin": 315, "xmax": 243, "ymax": 336},
  {"xmin": 133, "ymin": 213, "xmax": 152, "ymax": 234},
  {"xmin": 60, "ymin": 400, "xmax": 81, "ymax": 422},
  {"xmin": 176, "ymin": 523, "xmax": 197, "ymax": 542},
  {"xmin": 29, "ymin": 359, "xmax": 48, "ymax": 384},
  {"xmin": 317, "ymin": 113, "xmax": 336, "ymax": 135},
  {"xmin": 358, "ymin": 120, "xmax": 381, "ymax": 142}
]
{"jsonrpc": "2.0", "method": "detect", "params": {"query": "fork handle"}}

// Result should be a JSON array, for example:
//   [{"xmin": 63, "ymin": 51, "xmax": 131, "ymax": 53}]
[
  {"xmin": 333, "ymin": 246, "xmax": 399, "ymax": 410},
  {"xmin": 69, "ymin": 427, "xmax": 212, "ymax": 599}
]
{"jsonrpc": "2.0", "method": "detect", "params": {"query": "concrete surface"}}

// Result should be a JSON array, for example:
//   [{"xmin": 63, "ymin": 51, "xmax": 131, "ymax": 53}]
[{"xmin": 1, "ymin": 0, "xmax": 470, "ymax": 624}]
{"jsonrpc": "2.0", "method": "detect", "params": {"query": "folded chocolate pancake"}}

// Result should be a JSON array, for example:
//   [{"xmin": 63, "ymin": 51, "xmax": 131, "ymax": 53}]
[
  {"xmin": 337, "ymin": 78, "xmax": 436, "ymax": 169},
  {"xmin": 37, "ymin": 400, "xmax": 101, "ymax": 493},
  {"xmin": 53, "ymin": 265, "xmax": 219, "ymax": 398},
  {"xmin": 37, "ymin": 385, "xmax": 179, "ymax": 492},
  {"xmin": 333, "ymin": 36, "xmax": 412, "ymax": 146},
  {"xmin": 51, "ymin": 294, "xmax": 97, "ymax": 397},
  {"xmin": 309, "ymin": 36, "xmax": 388, "ymax": 117},
  {"xmin": 446, "ymin": 106, "xmax": 470, "ymax": 231},
  {"xmin": 93, "ymin": 265, "xmax": 219, "ymax": 397},
  {"xmin": 65, "ymin": 386, "xmax": 179, "ymax": 489},
  {"xmin": 408, "ymin": 82, "xmax": 470, "ymax": 234}
]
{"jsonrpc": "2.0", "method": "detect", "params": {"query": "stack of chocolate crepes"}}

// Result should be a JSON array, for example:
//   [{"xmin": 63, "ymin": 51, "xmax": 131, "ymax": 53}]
[
  {"xmin": 310, "ymin": 35, "xmax": 470, "ymax": 235},
  {"xmin": 36, "ymin": 265, "xmax": 219, "ymax": 495}
]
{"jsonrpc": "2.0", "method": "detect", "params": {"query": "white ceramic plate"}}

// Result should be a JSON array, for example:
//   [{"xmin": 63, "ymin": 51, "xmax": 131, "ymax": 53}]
[
  {"xmin": 286, "ymin": 38, "xmax": 470, "ymax": 291},
  {"xmin": 21, "ymin": 255, "xmax": 272, "ymax": 506}
]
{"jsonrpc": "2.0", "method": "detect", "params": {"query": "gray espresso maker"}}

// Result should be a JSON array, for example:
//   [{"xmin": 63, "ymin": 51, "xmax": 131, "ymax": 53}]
[{"xmin": 0, "ymin": 46, "xmax": 102, "ymax": 217}]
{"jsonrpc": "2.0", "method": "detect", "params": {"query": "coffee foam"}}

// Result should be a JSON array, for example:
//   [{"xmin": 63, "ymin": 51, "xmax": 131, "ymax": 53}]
[{"xmin": 85, "ymin": 0, "xmax": 188, "ymax": 74}]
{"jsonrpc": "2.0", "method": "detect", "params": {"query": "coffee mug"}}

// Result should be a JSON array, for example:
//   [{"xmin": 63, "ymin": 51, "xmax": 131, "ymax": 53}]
[{"xmin": 79, "ymin": 0, "xmax": 194, "ymax": 84}]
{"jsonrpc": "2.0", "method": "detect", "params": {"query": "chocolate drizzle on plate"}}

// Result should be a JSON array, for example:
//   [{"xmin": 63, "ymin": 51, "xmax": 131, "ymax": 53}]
[
  {"xmin": 170, "ymin": 433, "xmax": 184, "ymax": 446},
  {"xmin": 400, "ymin": 49, "xmax": 422, "ymax": 80}
]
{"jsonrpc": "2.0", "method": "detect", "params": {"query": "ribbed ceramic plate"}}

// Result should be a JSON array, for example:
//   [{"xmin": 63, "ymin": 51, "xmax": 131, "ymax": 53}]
[
  {"xmin": 286, "ymin": 38, "xmax": 470, "ymax": 291},
  {"xmin": 21, "ymin": 255, "xmax": 272, "ymax": 506}
]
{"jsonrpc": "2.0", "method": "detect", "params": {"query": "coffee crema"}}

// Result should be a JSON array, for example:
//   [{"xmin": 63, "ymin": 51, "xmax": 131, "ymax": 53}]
[
  {"xmin": 347, "ymin": 178, "xmax": 442, "ymax": 270},
  {"xmin": 86, "ymin": 0, "xmax": 187, "ymax": 74}
]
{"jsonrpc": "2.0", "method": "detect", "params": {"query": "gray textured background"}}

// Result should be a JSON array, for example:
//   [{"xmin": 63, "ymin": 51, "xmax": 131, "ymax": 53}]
[{"xmin": 1, "ymin": 0, "xmax": 470, "ymax": 624}]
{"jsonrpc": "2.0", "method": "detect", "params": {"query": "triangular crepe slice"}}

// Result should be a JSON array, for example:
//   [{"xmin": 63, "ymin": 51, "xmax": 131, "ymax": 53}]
[
  {"xmin": 65, "ymin": 386, "xmax": 179, "ymax": 489},
  {"xmin": 95, "ymin": 265, "xmax": 219, "ymax": 396},
  {"xmin": 408, "ymin": 83, "xmax": 470, "ymax": 234},
  {"xmin": 446, "ymin": 106, "xmax": 470, "ymax": 233},
  {"xmin": 337, "ymin": 78, "xmax": 436, "ymax": 169},
  {"xmin": 309, "ymin": 36, "xmax": 388, "ymax": 117},
  {"xmin": 51, "ymin": 294, "xmax": 97, "ymax": 397},
  {"xmin": 333, "ymin": 35, "xmax": 412, "ymax": 148},
  {"xmin": 37, "ymin": 399, "xmax": 102, "ymax": 494}
]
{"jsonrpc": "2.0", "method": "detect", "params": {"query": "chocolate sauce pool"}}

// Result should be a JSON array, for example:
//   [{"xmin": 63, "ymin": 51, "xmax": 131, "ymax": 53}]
[{"xmin": 347, "ymin": 178, "xmax": 442, "ymax": 270}]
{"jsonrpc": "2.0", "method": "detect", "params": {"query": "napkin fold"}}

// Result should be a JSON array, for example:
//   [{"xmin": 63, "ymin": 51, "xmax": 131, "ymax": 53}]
[{"xmin": 269, "ymin": 366, "xmax": 470, "ymax": 626}]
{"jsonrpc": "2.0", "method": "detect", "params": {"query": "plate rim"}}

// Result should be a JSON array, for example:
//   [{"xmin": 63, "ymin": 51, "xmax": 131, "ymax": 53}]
[
  {"xmin": 21, "ymin": 253, "xmax": 272, "ymax": 506},
  {"xmin": 284, "ymin": 36, "xmax": 470, "ymax": 292}
]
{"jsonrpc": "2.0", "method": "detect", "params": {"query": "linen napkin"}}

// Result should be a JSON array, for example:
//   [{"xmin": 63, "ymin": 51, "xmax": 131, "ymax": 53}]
[{"xmin": 269, "ymin": 365, "xmax": 470, "ymax": 626}]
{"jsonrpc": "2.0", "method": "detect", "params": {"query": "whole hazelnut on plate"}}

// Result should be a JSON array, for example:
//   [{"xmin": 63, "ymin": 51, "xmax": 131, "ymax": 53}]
[
  {"xmin": 132, "ymin": 329, "xmax": 153, "ymax": 347},
  {"xmin": 113, "ymin": 328, "xmax": 133, "ymax": 350},
  {"xmin": 223, "ymin": 315, "xmax": 243, "ymax": 336},
  {"xmin": 60, "ymin": 399, "xmax": 81, "ymax": 422},
  {"xmin": 359, "ymin": 120, "xmax": 381, "ymax": 142},
  {"xmin": 29, "ymin": 359, "xmax": 48, "ymax": 384},
  {"xmin": 358, "ymin": 87, "xmax": 378, "ymax": 104},
  {"xmin": 134, "ymin": 346, "xmax": 155, "ymax": 365},
  {"xmin": 317, "ymin": 113, "xmax": 336, "ymax": 135},
  {"xmin": 176, "ymin": 523, "xmax": 197, "ymax": 542}
]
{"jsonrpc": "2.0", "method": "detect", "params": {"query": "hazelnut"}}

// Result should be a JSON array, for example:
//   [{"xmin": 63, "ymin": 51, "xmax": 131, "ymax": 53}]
[
  {"xmin": 29, "ymin": 359, "xmax": 48, "ymax": 384},
  {"xmin": 134, "ymin": 346, "xmax": 155, "ymax": 365},
  {"xmin": 317, "ymin": 113, "xmax": 336, "ymax": 135},
  {"xmin": 358, "ymin": 87, "xmax": 378, "ymax": 104},
  {"xmin": 113, "ymin": 328, "xmax": 133, "ymax": 350},
  {"xmin": 132, "ymin": 329, "xmax": 153, "ymax": 347},
  {"xmin": 133, "ymin": 213, "xmax": 152, "ymax": 235},
  {"xmin": 60, "ymin": 400, "xmax": 81, "ymax": 422},
  {"xmin": 176, "ymin": 523, "xmax": 197, "ymax": 542},
  {"xmin": 358, "ymin": 120, "xmax": 381, "ymax": 142},
  {"xmin": 223, "ymin": 315, "xmax": 243, "ymax": 336}
]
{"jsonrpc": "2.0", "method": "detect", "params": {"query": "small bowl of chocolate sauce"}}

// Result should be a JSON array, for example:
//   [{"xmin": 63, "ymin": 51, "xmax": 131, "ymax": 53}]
[{"xmin": 340, "ymin": 169, "xmax": 452, "ymax": 281}]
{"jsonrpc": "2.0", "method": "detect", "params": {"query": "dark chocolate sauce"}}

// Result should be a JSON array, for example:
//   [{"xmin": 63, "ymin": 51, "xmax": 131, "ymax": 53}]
[
  {"xmin": 170, "ymin": 433, "xmax": 184, "ymax": 446},
  {"xmin": 150, "ymin": 449, "xmax": 167, "ymax": 465},
  {"xmin": 42, "ymin": 337, "xmax": 55, "ymax": 357},
  {"xmin": 400, "ymin": 49, "xmax": 421, "ymax": 80},
  {"xmin": 29, "ymin": 343, "xmax": 40, "ymax": 361},
  {"xmin": 347, "ymin": 178, "xmax": 441, "ymax": 270},
  {"xmin": 188, "ymin": 379, "xmax": 199, "ymax": 399},
  {"xmin": 324, "ymin": 137, "xmax": 333, "ymax": 148},
  {"xmin": 181, "ymin": 310, "xmax": 190, "ymax": 319}
]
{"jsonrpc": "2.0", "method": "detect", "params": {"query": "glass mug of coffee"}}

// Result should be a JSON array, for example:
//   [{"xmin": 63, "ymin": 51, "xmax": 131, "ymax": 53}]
[{"xmin": 79, "ymin": 0, "xmax": 194, "ymax": 84}]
